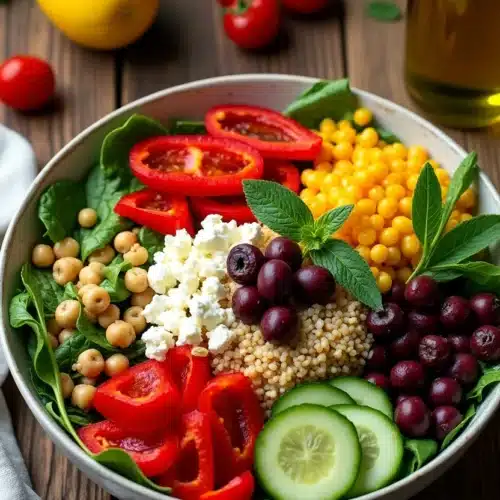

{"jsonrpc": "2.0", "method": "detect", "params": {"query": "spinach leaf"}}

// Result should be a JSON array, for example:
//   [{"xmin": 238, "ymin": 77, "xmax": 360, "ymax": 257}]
[
  {"xmin": 55, "ymin": 332, "xmax": 94, "ymax": 372},
  {"xmin": 103, "ymin": 255, "xmax": 132, "ymax": 284},
  {"xmin": 46, "ymin": 401, "xmax": 100, "ymax": 428},
  {"xmin": 101, "ymin": 114, "xmax": 168, "ymax": 181},
  {"xmin": 24, "ymin": 269, "xmax": 65, "ymax": 317},
  {"xmin": 100, "ymin": 255, "xmax": 132, "ymax": 302},
  {"xmin": 170, "ymin": 120, "xmax": 206, "ymax": 135},
  {"xmin": 400, "ymin": 439, "xmax": 438, "ymax": 477},
  {"xmin": 9, "ymin": 292, "xmax": 36, "ymax": 329},
  {"xmin": 441, "ymin": 405, "xmax": 476, "ymax": 450},
  {"xmin": 101, "ymin": 278, "xmax": 131, "ymax": 303},
  {"xmin": 138, "ymin": 227, "xmax": 164, "ymax": 264},
  {"xmin": 76, "ymin": 307, "xmax": 116, "ymax": 351},
  {"xmin": 467, "ymin": 363, "xmax": 500, "ymax": 403},
  {"xmin": 30, "ymin": 368, "xmax": 56, "ymax": 406},
  {"xmin": 424, "ymin": 268, "xmax": 463, "ymax": 283},
  {"xmin": 38, "ymin": 181, "xmax": 86, "ymax": 243}
]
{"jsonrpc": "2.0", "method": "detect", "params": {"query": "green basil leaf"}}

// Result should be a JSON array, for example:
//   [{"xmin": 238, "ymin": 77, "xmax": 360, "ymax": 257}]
[
  {"xmin": 412, "ymin": 163, "xmax": 442, "ymax": 259},
  {"xmin": 400, "ymin": 439, "xmax": 438, "ymax": 477},
  {"xmin": 170, "ymin": 120, "xmax": 206, "ymax": 135},
  {"xmin": 38, "ymin": 181, "xmax": 87, "ymax": 243},
  {"xmin": 311, "ymin": 239, "xmax": 383, "ymax": 311},
  {"xmin": 467, "ymin": 363, "xmax": 500, "ymax": 403},
  {"xmin": 243, "ymin": 180, "xmax": 314, "ymax": 242},
  {"xmin": 100, "ymin": 114, "xmax": 168, "ymax": 181},
  {"xmin": 366, "ymin": 1, "xmax": 402, "ymax": 21},
  {"xmin": 138, "ymin": 227, "xmax": 164, "ymax": 264},
  {"xmin": 430, "ymin": 261, "xmax": 500, "ymax": 293},
  {"xmin": 441, "ymin": 405, "xmax": 476, "ymax": 450},
  {"xmin": 314, "ymin": 205, "xmax": 354, "ymax": 242},
  {"xmin": 428, "ymin": 215, "xmax": 500, "ymax": 268}
]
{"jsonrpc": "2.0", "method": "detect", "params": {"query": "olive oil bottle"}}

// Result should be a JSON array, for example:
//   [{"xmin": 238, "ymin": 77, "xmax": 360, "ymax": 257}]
[{"xmin": 405, "ymin": 0, "xmax": 500, "ymax": 128}]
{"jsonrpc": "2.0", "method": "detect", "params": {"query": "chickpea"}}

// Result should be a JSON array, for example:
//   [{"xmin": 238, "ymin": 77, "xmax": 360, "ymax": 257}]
[
  {"xmin": 55, "ymin": 300, "xmax": 80, "ymax": 329},
  {"xmin": 58, "ymin": 328, "xmax": 75, "ymax": 344},
  {"xmin": 132, "ymin": 227, "xmax": 140, "ymax": 235},
  {"xmin": 81, "ymin": 377, "xmax": 98, "ymax": 386},
  {"xmin": 114, "ymin": 231, "xmax": 137, "ymax": 254},
  {"xmin": 32, "ymin": 244, "xmax": 55, "ymax": 268},
  {"xmin": 47, "ymin": 318, "xmax": 62, "ymax": 336},
  {"xmin": 131, "ymin": 287, "xmax": 155, "ymax": 308},
  {"xmin": 78, "ymin": 283, "xmax": 99, "ymax": 299},
  {"xmin": 106, "ymin": 320, "xmax": 136, "ymax": 348},
  {"xmin": 53, "ymin": 257, "xmax": 83, "ymax": 286},
  {"xmin": 83, "ymin": 308, "xmax": 98, "ymax": 324},
  {"xmin": 82, "ymin": 287, "xmax": 111, "ymax": 315},
  {"xmin": 88, "ymin": 261, "xmax": 105, "ymax": 277},
  {"xmin": 79, "ymin": 266, "xmax": 103, "ymax": 286},
  {"xmin": 124, "ymin": 267, "xmax": 149, "ymax": 293},
  {"xmin": 71, "ymin": 384, "xmax": 96, "ymax": 411},
  {"xmin": 54, "ymin": 237, "xmax": 80, "ymax": 259},
  {"xmin": 72, "ymin": 349, "xmax": 105, "ymax": 378},
  {"xmin": 123, "ymin": 244, "xmax": 149, "ymax": 267},
  {"xmin": 123, "ymin": 306, "xmax": 146, "ymax": 334},
  {"xmin": 78, "ymin": 208, "xmax": 98, "ymax": 228},
  {"xmin": 88, "ymin": 245, "xmax": 115, "ymax": 265},
  {"xmin": 98, "ymin": 304, "xmax": 120, "ymax": 329},
  {"xmin": 104, "ymin": 353, "xmax": 130, "ymax": 377},
  {"xmin": 60, "ymin": 373, "xmax": 74, "ymax": 399},
  {"xmin": 48, "ymin": 334, "xmax": 59, "ymax": 349}
]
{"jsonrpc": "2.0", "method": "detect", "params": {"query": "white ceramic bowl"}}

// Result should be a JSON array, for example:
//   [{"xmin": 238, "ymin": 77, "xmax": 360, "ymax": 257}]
[{"xmin": 1, "ymin": 75, "xmax": 500, "ymax": 500}]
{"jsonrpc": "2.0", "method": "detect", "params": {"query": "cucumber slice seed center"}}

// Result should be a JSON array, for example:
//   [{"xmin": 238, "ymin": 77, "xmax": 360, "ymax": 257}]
[
  {"xmin": 357, "ymin": 426, "xmax": 379, "ymax": 470},
  {"xmin": 278, "ymin": 425, "xmax": 335, "ymax": 484}
]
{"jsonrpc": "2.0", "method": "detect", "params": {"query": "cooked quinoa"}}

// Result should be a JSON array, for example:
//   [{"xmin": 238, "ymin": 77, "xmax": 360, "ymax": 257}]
[{"xmin": 211, "ymin": 287, "xmax": 373, "ymax": 412}]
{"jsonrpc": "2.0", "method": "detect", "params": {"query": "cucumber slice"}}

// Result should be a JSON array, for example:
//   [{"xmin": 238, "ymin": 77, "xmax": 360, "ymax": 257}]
[
  {"xmin": 334, "ymin": 405, "xmax": 404, "ymax": 497},
  {"xmin": 255, "ymin": 404, "xmax": 361, "ymax": 500},
  {"xmin": 329, "ymin": 376, "xmax": 393, "ymax": 419},
  {"xmin": 272, "ymin": 382, "xmax": 355, "ymax": 416}
]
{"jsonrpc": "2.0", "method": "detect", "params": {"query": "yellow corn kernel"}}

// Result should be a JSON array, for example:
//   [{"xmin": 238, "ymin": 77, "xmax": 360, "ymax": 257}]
[
  {"xmin": 301, "ymin": 169, "xmax": 315, "ymax": 187},
  {"xmin": 358, "ymin": 228, "xmax": 377, "ymax": 246},
  {"xmin": 319, "ymin": 118, "xmax": 337, "ymax": 136},
  {"xmin": 378, "ymin": 198, "xmax": 399, "ymax": 219},
  {"xmin": 315, "ymin": 162, "xmax": 332, "ymax": 173},
  {"xmin": 370, "ymin": 161, "xmax": 390, "ymax": 183},
  {"xmin": 356, "ymin": 198, "xmax": 377, "ymax": 216},
  {"xmin": 370, "ymin": 244, "xmax": 389, "ymax": 264},
  {"xmin": 397, "ymin": 267, "xmax": 412, "ymax": 283},
  {"xmin": 353, "ymin": 107, "xmax": 373, "ymax": 127},
  {"xmin": 333, "ymin": 142, "xmax": 354, "ymax": 161},
  {"xmin": 381, "ymin": 266, "xmax": 396, "ymax": 280},
  {"xmin": 358, "ymin": 127, "xmax": 379, "ymax": 149},
  {"xmin": 401, "ymin": 234, "xmax": 421, "ymax": 258},
  {"xmin": 392, "ymin": 216, "xmax": 413, "ymax": 235},
  {"xmin": 435, "ymin": 168, "xmax": 450, "ymax": 185},
  {"xmin": 369, "ymin": 148, "xmax": 384, "ymax": 163},
  {"xmin": 310, "ymin": 198, "xmax": 327, "ymax": 218},
  {"xmin": 399, "ymin": 197, "xmax": 412, "ymax": 217},
  {"xmin": 337, "ymin": 196, "xmax": 356, "ymax": 207},
  {"xmin": 377, "ymin": 272, "xmax": 393, "ymax": 293},
  {"xmin": 345, "ymin": 184, "xmax": 364, "ymax": 200},
  {"xmin": 308, "ymin": 170, "xmax": 327, "ymax": 190},
  {"xmin": 392, "ymin": 143, "xmax": 408, "ymax": 160},
  {"xmin": 338, "ymin": 119, "xmax": 352, "ymax": 130},
  {"xmin": 390, "ymin": 158, "xmax": 407, "ymax": 174},
  {"xmin": 407, "ymin": 158, "xmax": 424, "ymax": 172},
  {"xmin": 316, "ymin": 192, "xmax": 328, "ymax": 204},
  {"xmin": 379, "ymin": 227, "xmax": 400, "ymax": 246},
  {"xmin": 386, "ymin": 184, "xmax": 406, "ymax": 200},
  {"xmin": 383, "ymin": 173, "xmax": 405, "ymax": 186},
  {"xmin": 300, "ymin": 187, "xmax": 318, "ymax": 201},
  {"xmin": 383, "ymin": 145, "xmax": 397, "ymax": 163},
  {"xmin": 334, "ymin": 159, "xmax": 354, "ymax": 176},
  {"xmin": 360, "ymin": 215, "xmax": 372, "ymax": 228},
  {"xmin": 457, "ymin": 188, "xmax": 476, "ymax": 209},
  {"xmin": 408, "ymin": 145, "xmax": 429, "ymax": 165},
  {"xmin": 315, "ymin": 142, "xmax": 334, "ymax": 164},
  {"xmin": 461, "ymin": 213, "xmax": 473, "ymax": 222},
  {"xmin": 451, "ymin": 209, "xmax": 461, "ymax": 220},
  {"xmin": 353, "ymin": 170, "xmax": 374, "ymax": 189},
  {"xmin": 333, "ymin": 128, "xmax": 357, "ymax": 144},
  {"xmin": 321, "ymin": 173, "xmax": 341, "ymax": 192},
  {"xmin": 370, "ymin": 266, "xmax": 380, "ymax": 278},
  {"xmin": 406, "ymin": 174, "xmax": 419, "ymax": 191},
  {"xmin": 357, "ymin": 245, "xmax": 372, "ymax": 262},
  {"xmin": 327, "ymin": 187, "xmax": 343, "ymax": 206},
  {"xmin": 352, "ymin": 147, "xmax": 371, "ymax": 165},
  {"xmin": 368, "ymin": 186, "xmax": 385, "ymax": 202},
  {"xmin": 386, "ymin": 246, "xmax": 402, "ymax": 266},
  {"xmin": 370, "ymin": 214, "xmax": 385, "ymax": 231}
]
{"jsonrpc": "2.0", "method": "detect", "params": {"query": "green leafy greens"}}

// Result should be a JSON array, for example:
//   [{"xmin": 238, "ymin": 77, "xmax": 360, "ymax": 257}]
[
  {"xmin": 400, "ymin": 439, "xmax": 438, "ymax": 477},
  {"xmin": 441, "ymin": 405, "xmax": 476, "ymax": 450},
  {"xmin": 366, "ymin": 1, "xmax": 402, "ymax": 22}
]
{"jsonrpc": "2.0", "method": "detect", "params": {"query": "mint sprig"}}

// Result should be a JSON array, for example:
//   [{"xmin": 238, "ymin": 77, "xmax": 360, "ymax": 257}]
[{"xmin": 243, "ymin": 180, "xmax": 382, "ymax": 311}]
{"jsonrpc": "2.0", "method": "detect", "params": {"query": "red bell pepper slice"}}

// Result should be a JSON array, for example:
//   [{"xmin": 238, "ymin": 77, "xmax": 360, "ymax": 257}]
[
  {"xmin": 157, "ymin": 410, "xmax": 214, "ymax": 499},
  {"xmin": 129, "ymin": 135, "xmax": 264, "ymax": 196},
  {"xmin": 205, "ymin": 105, "xmax": 322, "ymax": 161},
  {"xmin": 78, "ymin": 420, "xmax": 178, "ymax": 478},
  {"xmin": 198, "ymin": 373, "xmax": 264, "ymax": 485},
  {"xmin": 200, "ymin": 471, "xmax": 255, "ymax": 500},
  {"xmin": 190, "ymin": 161, "xmax": 300, "ymax": 224},
  {"xmin": 93, "ymin": 360, "xmax": 181, "ymax": 432},
  {"xmin": 165, "ymin": 346, "xmax": 211, "ymax": 414},
  {"xmin": 114, "ymin": 189, "xmax": 194, "ymax": 235}
]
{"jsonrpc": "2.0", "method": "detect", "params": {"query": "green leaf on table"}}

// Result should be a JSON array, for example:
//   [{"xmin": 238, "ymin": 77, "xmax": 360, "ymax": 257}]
[
  {"xmin": 412, "ymin": 163, "xmax": 442, "ymax": 260},
  {"xmin": 366, "ymin": 1, "xmax": 402, "ymax": 21},
  {"xmin": 400, "ymin": 439, "xmax": 438, "ymax": 477},
  {"xmin": 311, "ymin": 239, "xmax": 383, "ymax": 310},
  {"xmin": 138, "ymin": 227, "xmax": 164, "ymax": 264},
  {"xmin": 314, "ymin": 205, "xmax": 354, "ymax": 243},
  {"xmin": 100, "ymin": 114, "xmax": 168, "ymax": 181},
  {"xmin": 38, "ymin": 181, "xmax": 87, "ymax": 243},
  {"xmin": 467, "ymin": 363, "xmax": 500, "ymax": 403},
  {"xmin": 170, "ymin": 119, "xmax": 206, "ymax": 135},
  {"xmin": 441, "ymin": 405, "xmax": 476, "ymax": 450},
  {"xmin": 243, "ymin": 180, "xmax": 313, "ymax": 242}
]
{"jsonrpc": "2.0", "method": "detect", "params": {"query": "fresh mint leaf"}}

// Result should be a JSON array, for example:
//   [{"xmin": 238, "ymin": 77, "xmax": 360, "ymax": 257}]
[
  {"xmin": 467, "ymin": 364, "xmax": 500, "ymax": 403},
  {"xmin": 412, "ymin": 163, "xmax": 442, "ymax": 262},
  {"xmin": 243, "ymin": 180, "xmax": 313, "ymax": 242},
  {"xmin": 429, "ymin": 261, "xmax": 500, "ymax": 293},
  {"xmin": 441, "ymin": 405, "xmax": 476, "ymax": 450},
  {"xmin": 101, "ymin": 114, "xmax": 168, "ymax": 181},
  {"xmin": 170, "ymin": 120, "xmax": 206, "ymax": 135},
  {"xmin": 367, "ymin": 1, "xmax": 402, "ymax": 21},
  {"xmin": 311, "ymin": 239, "xmax": 383, "ymax": 311},
  {"xmin": 428, "ymin": 215, "xmax": 500, "ymax": 268},
  {"xmin": 314, "ymin": 205, "xmax": 354, "ymax": 243},
  {"xmin": 38, "ymin": 181, "xmax": 86, "ymax": 243},
  {"xmin": 138, "ymin": 227, "xmax": 164, "ymax": 264},
  {"xmin": 400, "ymin": 439, "xmax": 438, "ymax": 477}
]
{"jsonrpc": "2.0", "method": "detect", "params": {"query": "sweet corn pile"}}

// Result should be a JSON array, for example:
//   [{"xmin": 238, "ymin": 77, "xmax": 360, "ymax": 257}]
[{"xmin": 300, "ymin": 108, "xmax": 476, "ymax": 293}]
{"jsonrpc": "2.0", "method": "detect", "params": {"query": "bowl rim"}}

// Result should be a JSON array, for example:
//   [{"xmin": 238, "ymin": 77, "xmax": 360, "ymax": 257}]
[{"xmin": 1, "ymin": 73, "xmax": 499, "ymax": 500}]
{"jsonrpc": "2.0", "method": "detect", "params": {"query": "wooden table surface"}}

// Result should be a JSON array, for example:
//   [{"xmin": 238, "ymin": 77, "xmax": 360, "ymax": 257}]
[{"xmin": 2, "ymin": 0, "xmax": 500, "ymax": 498}]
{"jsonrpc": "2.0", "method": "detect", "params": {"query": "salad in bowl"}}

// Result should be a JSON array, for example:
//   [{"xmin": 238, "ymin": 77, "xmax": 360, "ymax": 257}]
[{"xmin": 5, "ymin": 77, "xmax": 500, "ymax": 500}]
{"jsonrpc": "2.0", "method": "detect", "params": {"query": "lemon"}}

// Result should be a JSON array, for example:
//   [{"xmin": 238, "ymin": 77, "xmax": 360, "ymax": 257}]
[{"xmin": 36, "ymin": 0, "xmax": 159, "ymax": 50}]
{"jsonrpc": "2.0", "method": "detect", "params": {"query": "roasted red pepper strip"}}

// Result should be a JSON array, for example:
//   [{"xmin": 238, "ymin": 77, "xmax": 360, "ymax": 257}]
[
  {"xmin": 157, "ymin": 411, "xmax": 214, "ymax": 499},
  {"xmin": 190, "ymin": 161, "xmax": 300, "ymax": 224},
  {"xmin": 165, "ymin": 346, "xmax": 211, "ymax": 414},
  {"xmin": 78, "ymin": 420, "xmax": 178, "ymax": 478},
  {"xmin": 129, "ymin": 135, "xmax": 264, "ymax": 196},
  {"xmin": 200, "ymin": 471, "xmax": 255, "ymax": 500},
  {"xmin": 93, "ymin": 360, "xmax": 181, "ymax": 432},
  {"xmin": 198, "ymin": 373, "xmax": 264, "ymax": 485},
  {"xmin": 205, "ymin": 105, "xmax": 322, "ymax": 161},
  {"xmin": 114, "ymin": 189, "xmax": 194, "ymax": 235}
]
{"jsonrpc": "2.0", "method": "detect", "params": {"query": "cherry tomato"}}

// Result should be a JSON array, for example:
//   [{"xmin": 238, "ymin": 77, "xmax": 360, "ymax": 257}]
[
  {"xmin": 282, "ymin": 0, "xmax": 328, "ymax": 14},
  {"xmin": 223, "ymin": 0, "xmax": 280, "ymax": 50},
  {"xmin": 0, "ymin": 56, "xmax": 55, "ymax": 111}
]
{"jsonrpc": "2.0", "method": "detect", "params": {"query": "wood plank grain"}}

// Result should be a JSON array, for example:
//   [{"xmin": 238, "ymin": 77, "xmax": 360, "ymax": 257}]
[{"xmin": 0, "ymin": 1, "xmax": 115, "ymax": 499}]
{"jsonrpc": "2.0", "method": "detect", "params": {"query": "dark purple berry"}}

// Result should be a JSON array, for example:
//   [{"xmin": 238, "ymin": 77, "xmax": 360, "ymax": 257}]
[
  {"xmin": 257, "ymin": 259, "xmax": 292, "ymax": 304},
  {"xmin": 390, "ymin": 361, "xmax": 426, "ymax": 392},
  {"xmin": 429, "ymin": 377, "xmax": 463, "ymax": 407},
  {"xmin": 390, "ymin": 330, "xmax": 420, "ymax": 360},
  {"xmin": 418, "ymin": 335, "xmax": 451, "ymax": 369},
  {"xmin": 448, "ymin": 353, "xmax": 478, "ymax": 385},
  {"xmin": 408, "ymin": 310, "xmax": 439, "ymax": 333},
  {"xmin": 394, "ymin": 396, "xmax": 431, "ymax": 437},
  {"xmin": 265, "ymin": 237, "xmax": 303, "ymax": 271},
  {"xmin": 448, "ymin": 335, "xmax": 470, "ymax": 353},
  {"xmin": 396, "ymin": 394, "xmax": 410, "ymax": 406},
  {"xmin": 260, "ymin": 306, "xmax": 298, "ymax": 343},
  {"xmin": 364, "ymin": 372, "xmax": 390, "ymax": 391},
  {"xmin": 388, "ymin": 281, "xmax": 406, "ymax": 305},
  {"xmin": 366, "ymin": 346, "xmax": 389, "ymax": 371},
  {"xmin": 293, "ymin": 265, "xmax": 336, "ymax": 306},
  {"xmin": 440, "ymin": 296, "xmax": 471, "ymax": 330},
  {"xmin": 366, "ymin": 302, "xmax": 405, "ymax": 338},
  {"xmin": 432, "ymin": 406, "xmax": 463, "ymax": 441},
  {"xmin": 227, "ymin": 244, "xmax": 266, "ymax": 285},
  {"xmin": 470, "ymin": 325, "xmax": 500, "ymax": 361},
  {"xmin": 232, "ymin": 286, "xmax": 267, "ymax": 325},
  {"xmin": 470, "ymin": 293, "xmax": 500, "ymax": 326},
  {"xmin": 405, "ymin": 276, "xmax": 439, "ymax": 308}
]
